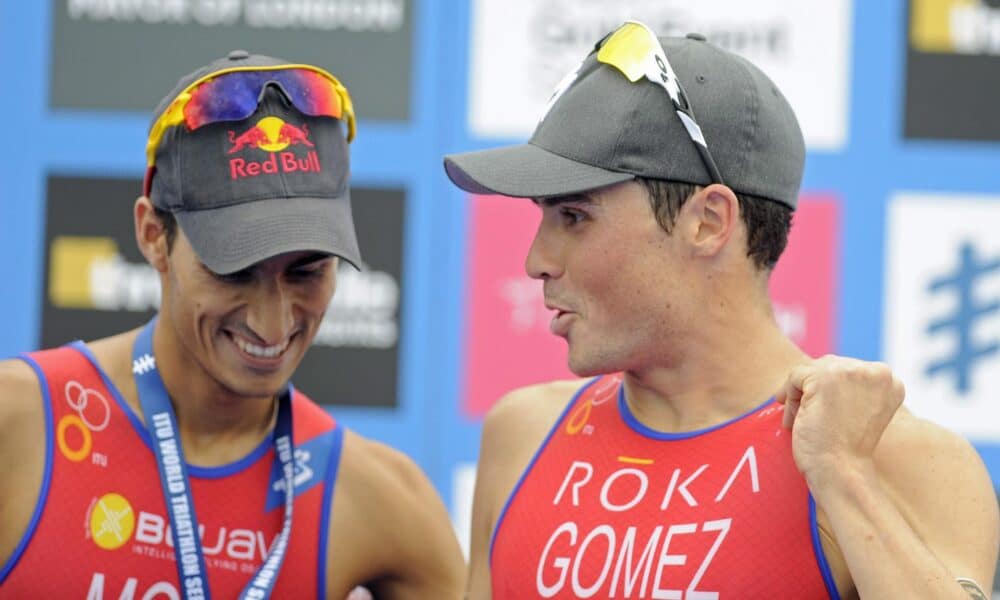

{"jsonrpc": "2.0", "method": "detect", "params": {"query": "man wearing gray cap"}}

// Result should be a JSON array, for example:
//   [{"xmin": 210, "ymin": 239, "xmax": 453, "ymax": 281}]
[
  {"xmin": 0, "ymin": 52, "xmax": 463, "ymax": 598},
  {"xmin": 445, "ymin": 21, "xmax": 997, "ymax": 599}
]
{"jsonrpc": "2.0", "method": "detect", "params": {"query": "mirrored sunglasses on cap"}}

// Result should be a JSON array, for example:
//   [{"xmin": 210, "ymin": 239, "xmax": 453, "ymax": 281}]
[
  {"xmin": 596, "ymin": 20, "xmax": 724, "ymax": 185},
  {"xmin": 145, "ymin": 64, "xmax": 356, "ymax": 169}
]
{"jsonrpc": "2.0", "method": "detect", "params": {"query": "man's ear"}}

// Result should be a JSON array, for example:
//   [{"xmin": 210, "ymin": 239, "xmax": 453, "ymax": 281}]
[
  {"xmin": 684, "ymin": 184, "xmax": 740, "ymax": 259},
  {"xmin": 134, "ymin": 197, "xmax": 169, "ymax": 273}
]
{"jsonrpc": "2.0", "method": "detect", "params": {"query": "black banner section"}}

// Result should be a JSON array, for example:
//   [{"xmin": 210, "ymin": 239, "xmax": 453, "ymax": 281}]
[
  {"xmin": 50, "ymin": 0, "xmax": 412, "ymax": 122},
  {"xmin": 904, "ymin": 0, "xmax": 1000, "ymax": 141}
]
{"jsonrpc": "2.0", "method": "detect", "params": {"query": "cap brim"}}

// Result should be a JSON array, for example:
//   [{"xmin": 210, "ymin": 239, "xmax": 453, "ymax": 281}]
[
  {"xmin": 175, "ymin": 194, "xmax": 361, "ymax": 275},
  {"xmin": 444, "ymin": 142, "xmax": 634, "ymax": 198}
]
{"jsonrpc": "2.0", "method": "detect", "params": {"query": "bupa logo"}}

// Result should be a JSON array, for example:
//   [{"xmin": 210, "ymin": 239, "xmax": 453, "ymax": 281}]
[
  {"xmin": 226, "ymin": 117, "xmax": 322, "ymax": 181},
  {"xmin": 88, "ymin": 493, "xmax": 136, "ymax": 550}
]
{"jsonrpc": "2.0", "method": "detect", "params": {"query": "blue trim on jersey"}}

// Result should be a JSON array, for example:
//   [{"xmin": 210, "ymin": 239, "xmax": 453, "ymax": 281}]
[
  {"xmin": 317, "ymin": 425, "xmax": 345, "ymax": 600},
  {"xmin": 71, "ymin": 340, "xmax": 273, "ymax": 480},
  {"xmin": 809, "ymin": 493, "xmax": 841, "ymax": 600},
  {"xmin": 188, "ymin": 437, "xmax": 273, "ymax": 479},
  {"xmin": 488, "ymin": 377, "xmax": 599, "ymax": 565},
  {"xmin": 71, "ymin": 341, "xmax": 148, "ymax": 436},
  {"xmin": 264, "ymin": 420, "xmax": 335, "ymax": 512},
  {"xmin": 0, "ymin": 354, "xmax": 56, "ymax": 584},
  {"xmin": 618, "ymin": 386, "xmax": 777, "ymax": 440}
]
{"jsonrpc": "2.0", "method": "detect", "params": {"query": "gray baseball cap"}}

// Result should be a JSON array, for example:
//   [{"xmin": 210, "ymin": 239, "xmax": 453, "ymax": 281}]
[
  {"xmin": 444, "ymin": 31, "xmax": 805, "ymax": 209},
  {"xmin": 146, "ymin": 51, "xmax": 361, "ymax": 274}
]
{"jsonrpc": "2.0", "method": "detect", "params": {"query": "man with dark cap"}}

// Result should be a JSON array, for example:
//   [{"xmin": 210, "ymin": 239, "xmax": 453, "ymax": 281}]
[
  {"xmin": 444, "ymin": 21, "xmax": 997, "ymax": 599},
  {"xmin": 0, "ymin": 51, "xmax": 463, "ymax": 598}
]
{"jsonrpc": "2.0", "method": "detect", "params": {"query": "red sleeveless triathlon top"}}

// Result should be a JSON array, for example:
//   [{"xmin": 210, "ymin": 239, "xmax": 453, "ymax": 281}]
[
  {"xmin": 491, "ymin": 375, "xmax": 839, "ymax": 599},
  {"xmin": 0, "ymin": 342, "xmax": 344, "ymax": 599}
]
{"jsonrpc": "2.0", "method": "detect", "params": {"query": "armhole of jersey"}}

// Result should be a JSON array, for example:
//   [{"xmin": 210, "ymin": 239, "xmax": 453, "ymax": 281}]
[
  {"xmin": 809, "ymin": 493, "xmax": 842, "ymax": 600},
  {"xmin": 316, "ymin": 424, "xmax": 345, "ymax": 600},
  {"xmin": 0, "ymin": 354, "xmax": 56, "ymax": 584},
  {"xmin": 70, "ymin": 340, "xmax": 150, "ymax": 444},
  {"xmin": 488, "ymin": 376, "xmax": 601, "ymax": 566}
]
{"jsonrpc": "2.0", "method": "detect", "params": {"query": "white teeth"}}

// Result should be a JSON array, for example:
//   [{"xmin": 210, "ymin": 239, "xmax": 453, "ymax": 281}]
[{"xmin": 233, "ymin": 336, "xmax": 288, "ymax": 359}]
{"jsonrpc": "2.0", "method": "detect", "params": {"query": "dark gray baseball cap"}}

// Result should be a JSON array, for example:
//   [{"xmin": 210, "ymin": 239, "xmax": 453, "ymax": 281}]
[
  {"xmin": 146, "ymin": 51, "xmax": 361, "ymax": 274},
  {"xmin": 444, "ymin": 32, "xmax": 805, "ymax": 209}
]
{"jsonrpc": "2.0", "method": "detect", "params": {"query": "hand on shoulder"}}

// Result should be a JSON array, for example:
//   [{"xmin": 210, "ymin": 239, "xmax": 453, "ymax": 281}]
[{"xmin": 776, "ymin": 354, "xmax": 904, "ymax": 488}]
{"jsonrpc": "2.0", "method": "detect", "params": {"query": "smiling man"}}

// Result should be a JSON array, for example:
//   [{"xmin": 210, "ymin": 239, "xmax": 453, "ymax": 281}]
[
  {"xmin": 0, "ymin": 52, "xmax": 463, "ymax": 598},
  {"xmin": 444, "ymin": 22, "xmax": 998, "ymax": 600}
]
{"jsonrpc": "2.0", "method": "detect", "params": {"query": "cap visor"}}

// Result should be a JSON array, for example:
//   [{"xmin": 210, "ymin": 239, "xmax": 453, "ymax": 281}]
[
  {"xmin": 175, "ymin": 194, "xmax": 361, "ymax": 275},
  {"xmin": 444, "ymin": 142, "xmax": 634, "ymax": 198}
]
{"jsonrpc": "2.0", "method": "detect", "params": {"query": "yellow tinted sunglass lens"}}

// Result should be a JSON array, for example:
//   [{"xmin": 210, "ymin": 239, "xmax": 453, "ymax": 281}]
[{"xmin": 596, "ymin": 22, "xmax": 659, "ymax": 82}]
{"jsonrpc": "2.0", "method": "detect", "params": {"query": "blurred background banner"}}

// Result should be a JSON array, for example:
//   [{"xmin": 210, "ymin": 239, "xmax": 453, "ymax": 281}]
[
  {"xmin": 51, "ymin": 0, "xmax": 412, "ymax": 120},
  {"xmin": 467, "ymin": 0, "xmax": 852, "ymax": 149},
  {"xmin": 2, "ymin": 0, "xmax": 999, "ymax": 589}
]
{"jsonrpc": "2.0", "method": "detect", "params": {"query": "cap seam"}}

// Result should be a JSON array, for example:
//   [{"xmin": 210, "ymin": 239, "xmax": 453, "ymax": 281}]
[
  {"xmin": 736, "ymin": 56, "xmax": 759, "ymax": 189},
  {"xmin": 607, "ymin": 82, "xmax": 643, "ymax": 174}
]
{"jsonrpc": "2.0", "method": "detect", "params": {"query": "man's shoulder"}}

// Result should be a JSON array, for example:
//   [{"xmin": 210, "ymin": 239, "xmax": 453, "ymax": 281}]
[
  {"xmin": 326, "ymin": 430, "xmax": 464, "ymax": 593},
  {"xmin": 0, "ymin": 358, "xmax": 44, "ymax": 424},
  {"xmin": 484, "ymin": 377, "xmax": 590, "ymax": 433},
  {"xmin": 875, "ymin": 407, "xmax": 996, "ymax": 525},
  {"xmin": 476, "ymin": 377, "xmax": 590, "ymax": 482},
  {"xmin": 876, "ymin": 407, "xmax": 985, "ymax": 472}
]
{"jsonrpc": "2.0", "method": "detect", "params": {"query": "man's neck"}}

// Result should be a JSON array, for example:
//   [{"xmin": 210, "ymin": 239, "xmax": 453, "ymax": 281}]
[
  {"xmin": 150, "ymin": 319, "xmax": 279, "ymax": 466},
  {"xmin": 621, "ymin": 301, "xmax": 809, "ymax": 434}
]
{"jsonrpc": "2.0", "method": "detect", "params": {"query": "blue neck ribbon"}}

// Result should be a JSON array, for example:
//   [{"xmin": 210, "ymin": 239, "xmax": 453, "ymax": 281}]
[{"xmin": 132, "ymin": 319, "xmax": 295, "ymax": 599}]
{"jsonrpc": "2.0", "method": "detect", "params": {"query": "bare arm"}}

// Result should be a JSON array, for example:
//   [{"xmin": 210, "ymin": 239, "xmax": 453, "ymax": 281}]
[
  {"xmin": 465, "ymin": 381, "xmax": 583, "ymax": 599},
  {"xmin": 327, "ymin": 431, "xmax": 465, "ymax": 600},
  {"xmin": 814, "ymin": 413, "xmax": 998, "ymax": 599},
  {"xmin": 0, "ymin": 359, "xmax": 47, "ymax": 568}
]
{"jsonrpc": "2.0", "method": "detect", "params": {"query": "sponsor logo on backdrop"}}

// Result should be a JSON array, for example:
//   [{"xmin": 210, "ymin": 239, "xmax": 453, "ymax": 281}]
[
  {"xmin": 769, "ymin": 196, "xmax": 840, "ymax": 358},
  {"xmin": 469, "ymin": 0, "xmax": 851, "ymax": 149},
  {"xmin": 66, "ymin": 0, "xmax": 405, "ymax": 31},
  {"xmin": 905, "ymin": 0, "xmax": 1000, "ymax": 140},
  {"xmin": 884, "ymin": 193, "xmax": 1000, "ymax": 440},
  {"xmin": 52, "ymin": 0, "xmax": 411, "ymax": 120},
  {"xmin": 47, "ymin": 239, "xmax": 395, "ymax": 349},
  {"xmin": 44, "ymin": 176, "xmax": 405, "ymax": 407},
  {"xmin": 462, "ymin": 194, "xmax": 839, "ymax": 417},
  {"xmin": 911, "ymin": 0, "xmax": 1000, "ymax": 54},
  {"xmin": 462, "ymin": 195, "xmax": 575, "ymax": 417}
]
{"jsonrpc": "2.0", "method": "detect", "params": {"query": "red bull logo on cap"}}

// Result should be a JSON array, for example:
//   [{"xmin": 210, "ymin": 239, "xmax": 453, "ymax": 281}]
[{"xmin": 227, "ymin": 116, "xmax": 321, "ymax": 181}]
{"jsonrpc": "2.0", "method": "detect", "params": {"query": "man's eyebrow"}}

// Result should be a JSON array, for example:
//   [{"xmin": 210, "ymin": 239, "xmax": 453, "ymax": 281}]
[{"xmin": 533, "ymin": 193, "xmax": 595, "ymax": 208}]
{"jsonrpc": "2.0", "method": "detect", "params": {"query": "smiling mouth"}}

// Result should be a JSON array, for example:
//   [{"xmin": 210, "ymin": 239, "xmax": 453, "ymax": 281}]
[{"xmin": 230, "ymin": 334, "xmax": 291, "ymax": 360}]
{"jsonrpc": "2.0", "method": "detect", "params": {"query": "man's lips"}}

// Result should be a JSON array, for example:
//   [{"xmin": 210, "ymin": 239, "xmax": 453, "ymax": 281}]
[{"xmin": 545, "ymin": 302, "xmax": 576, "ymax": 336}]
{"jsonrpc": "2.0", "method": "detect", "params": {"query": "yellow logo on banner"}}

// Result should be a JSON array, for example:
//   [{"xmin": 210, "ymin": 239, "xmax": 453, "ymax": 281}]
[
  {"xmin": 89, "ymin": 493, "xmax": 135, "ymax": 550},
  {"xmin": 48, "ymin": 236, "xmax": 118, "ymax": 309},
  {"xmin": 911, "ymin": 0, "xmax": 1000, "ymax": 54}
]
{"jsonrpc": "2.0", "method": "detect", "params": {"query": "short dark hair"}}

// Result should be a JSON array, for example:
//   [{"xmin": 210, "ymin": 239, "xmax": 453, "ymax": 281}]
[
  {"xmin": 637, "ymin": 178, "xmax": 792, "ymax": 271},
  {"xmin": 153, "ymin": 206, "xmax": 178, "ymax": 252}
]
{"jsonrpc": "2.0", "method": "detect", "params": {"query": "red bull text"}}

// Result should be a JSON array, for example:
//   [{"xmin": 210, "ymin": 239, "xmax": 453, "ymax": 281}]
[{"xmin": 226, "ymin": 119, "xmax": 322, "ymax": 181}]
